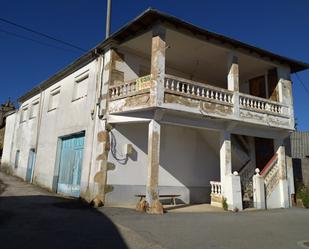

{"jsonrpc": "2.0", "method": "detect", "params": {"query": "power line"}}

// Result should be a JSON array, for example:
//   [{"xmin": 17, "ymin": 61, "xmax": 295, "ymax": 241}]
[
  {"xmin": 0, "ymin": 17, "xmax": 87, "ymax": 52},
  {"xmin": 295, "ymin": 72, "xmax": 309, "ymax": 96},
  {"xmin": 0, "ymin": 28, "xmax": 81, "ymax": 53}
]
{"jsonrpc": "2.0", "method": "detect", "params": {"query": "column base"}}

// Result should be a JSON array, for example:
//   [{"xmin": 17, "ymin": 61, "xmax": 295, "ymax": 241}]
[
  {"xmin": 135, "ymin": 197, "xmax": 164, "ymax": 214},
  {"xmin": 147, "ymin": 199, "xmax": 164, "ymax": 215}
]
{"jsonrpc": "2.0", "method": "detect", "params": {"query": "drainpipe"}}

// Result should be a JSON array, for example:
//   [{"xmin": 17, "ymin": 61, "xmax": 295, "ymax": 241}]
[
  {"xmin": 86, "ymin": 50, "xmax": 105, "ymax": 195},
  {"xmin": 32, "ymin": 86, "xmax": 44, "ymax": 183}
]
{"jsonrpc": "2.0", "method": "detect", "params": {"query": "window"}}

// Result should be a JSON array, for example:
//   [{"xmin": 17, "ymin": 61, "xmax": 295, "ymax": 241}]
[
  {"xmin": 48, "ymin": 87, "xmax": 60, "ymax": 111},
  {"xmin": 30, "ymin": 100, "xmax": 39, "ymax": 119},
  {"xmin": 14, "ymin": 150, "xmax": 20, "ymax": 169},
  {"xmin": 73, "ymin": 71, "xmax": 89, "ymax": 101},
  {"xmin": 20, "ymin": 106, "xmax": 28, "ymax": 123}
]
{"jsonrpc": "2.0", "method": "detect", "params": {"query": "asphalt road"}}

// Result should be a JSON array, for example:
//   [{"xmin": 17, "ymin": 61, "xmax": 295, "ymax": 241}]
[
  {"xmin": 101, "ymin": 206, "xmax": 309, "ymax": 249},
  {"xmin": 1, "ymin": 171, "xmax": 309, "ymax": 249},
  {"xmin": 0, "ymin": 172, "xmax": 163, "ymax": 249}
]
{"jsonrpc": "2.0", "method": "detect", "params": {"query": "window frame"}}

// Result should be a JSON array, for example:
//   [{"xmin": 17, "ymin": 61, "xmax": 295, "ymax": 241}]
[
  {"xmin": 48, "ymin": 87, "xmax": 61, "ymax": 112},
  {"xmin": 20, "ymin": 105, "xmax": 29, "ymax": 123},
  {"xmin": 14, "ymin": 150, "xmax": 20, "ymax": 169},
  {"xmin": 72, "ymin": 71, "xmax": 89, "ymax": 102},
  {"xmin": 29, "ymin": 99, "xmax": 40, "ymax": 119}
]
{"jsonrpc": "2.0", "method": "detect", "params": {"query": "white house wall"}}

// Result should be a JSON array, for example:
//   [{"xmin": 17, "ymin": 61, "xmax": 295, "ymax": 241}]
[
  {"xmin": 117, "ymin": 48, "xmax": 195, "ymax": 83},
  {"xmin": 2, "ymin": 59, "xmax": 98, "ymax": 195},
  {"xmin": 106, "ymin": 123, "xmax": 220, "ymax": 204}
]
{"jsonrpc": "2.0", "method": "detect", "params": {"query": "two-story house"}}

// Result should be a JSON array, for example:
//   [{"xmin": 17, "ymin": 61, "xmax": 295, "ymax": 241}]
[{"xmin": 2, "ymin": 9, "xmax": 308, "ymax": 213}]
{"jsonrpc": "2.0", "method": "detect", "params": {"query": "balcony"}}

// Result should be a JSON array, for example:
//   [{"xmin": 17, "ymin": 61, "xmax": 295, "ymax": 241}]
[{"xmin": 108, "ymin": 74, "xmax": 292, "ymax": 129}]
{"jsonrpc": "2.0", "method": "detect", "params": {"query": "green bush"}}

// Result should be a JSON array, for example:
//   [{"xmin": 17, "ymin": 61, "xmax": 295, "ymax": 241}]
[
  {"xmin": 297, "ymin": 185, "xmax": 309, "ymax": 208},
  {"xmin": 222, "ymin": 197, "xmax": 228, "ymax": 211}
]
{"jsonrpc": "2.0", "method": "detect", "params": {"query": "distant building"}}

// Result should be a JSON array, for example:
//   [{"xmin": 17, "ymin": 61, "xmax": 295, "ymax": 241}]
[
  {"xmin": 0, "ymin": 100, "xmax": 15, "ymax": 158},
  {"xmin": 286, "ymin": 131, "xmax": 309, "ymax": 188},
  {"xmin": 2, "ymin": 9, "xmax": 308, "ymax": 212}
]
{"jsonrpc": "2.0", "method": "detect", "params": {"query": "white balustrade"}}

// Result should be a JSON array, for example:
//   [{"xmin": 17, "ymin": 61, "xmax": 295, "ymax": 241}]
[
  {"xmin": 110, "ymin": 74, "xmax": 291, "ymax": 125},
  {"xmin": 210, "ymin": 181, "xmax": 222, "ymax": 196},
  {"xmin": 164, "ymin": 75, "xmax": 233, "ymax": 105},
  {"xmin": 239, "ymin": 93, "xmax": 287, "ymax": 116},
  {"xmin": 110, "ymin": 80, "xmax": 137, "ymax": 99}
]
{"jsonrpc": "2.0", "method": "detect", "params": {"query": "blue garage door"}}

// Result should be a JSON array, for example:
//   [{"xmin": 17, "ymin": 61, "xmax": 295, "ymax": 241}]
[{"xmin": 57, "ymin": 133, "xmax": 85, "ymax": 197}]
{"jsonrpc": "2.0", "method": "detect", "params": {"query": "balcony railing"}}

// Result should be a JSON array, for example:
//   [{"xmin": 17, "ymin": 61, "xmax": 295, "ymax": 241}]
[
  {"xmin": 109, "ymin": 75, "xmax": 151, "ymax": 100},
  {"xmin": 164, "ymin": 74, "xmax": 233, "ymax": 106},
  {"xmin": 108, "ymin": 74, "xmax": 292, "ymax": 129},
  {"xmin": 239, "ymin": 93, "xmax": 288, "ymax": 116}
]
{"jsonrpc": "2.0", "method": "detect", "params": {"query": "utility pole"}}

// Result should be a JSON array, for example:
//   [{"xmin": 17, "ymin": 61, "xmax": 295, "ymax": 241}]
[{"xmin": 106, "ymin": 0, "xmax": 112, "ymax": 39}]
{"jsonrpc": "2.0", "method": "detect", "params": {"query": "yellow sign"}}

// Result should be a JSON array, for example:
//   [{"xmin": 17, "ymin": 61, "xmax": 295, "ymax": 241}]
[{"xmin": 136, "ymin": 75, "xmax": 151, "ymax": 91}]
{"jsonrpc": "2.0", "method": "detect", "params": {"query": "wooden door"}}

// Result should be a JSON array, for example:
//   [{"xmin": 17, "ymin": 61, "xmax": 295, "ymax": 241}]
[{"xmin": 249, "ymin": 76, "xmax": 266, "ymax": 98}]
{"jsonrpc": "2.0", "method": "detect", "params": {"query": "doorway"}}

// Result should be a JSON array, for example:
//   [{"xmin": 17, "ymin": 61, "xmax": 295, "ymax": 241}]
[
  {"xmin": 57, "ymin": 132, "xmax": 85, "ymax": 197},
  {"xmin": 26, "ymin": 148, "xmax": 36, "ymax": 183}
]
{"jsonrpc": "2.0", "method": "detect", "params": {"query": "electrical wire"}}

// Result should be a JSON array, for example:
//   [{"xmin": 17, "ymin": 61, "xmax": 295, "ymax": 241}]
[
  {"xmin": 0, "ymin": 17, "xmax": 87, "ymax": 52},
  {"xmin": 0, "ymin": 27, "xmax": 81, "ymax": 53},
  {"xmin": 295, "ymin": 72, "xmax": 309, "ymax": 96}
]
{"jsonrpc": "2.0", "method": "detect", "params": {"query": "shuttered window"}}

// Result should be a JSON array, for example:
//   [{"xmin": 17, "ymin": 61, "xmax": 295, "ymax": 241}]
[
  {"xmin": 73, "ymin": 71, "xmax": 89, "ymax": 101},
  {"xmin": 48, "ymin": 87, "xmax": 60, "ymax": 111},
  {"xmin": 20, "ymin": 106, "xmax": 28, "ymax": 123},
  {"xmin": 30, "ymin": 100, "xmax": 39, "ymax": 119}
]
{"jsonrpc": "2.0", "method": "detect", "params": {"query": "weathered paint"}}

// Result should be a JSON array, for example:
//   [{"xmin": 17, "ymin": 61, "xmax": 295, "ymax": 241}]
[
  {"xmin": 227, "ymin": 53, "xmax": 239, "ymax": 92},
  {"xmin": 150, "ymin": 25, "xmax": 166, "ymax": 107},
  {"xmin": 146, "ymin": 119, "xmax": 164, "ymax": 214},
  {"xmin": 57, "ymin": 133, "xmax": 85, "ymax": 197},
  {"xmin": 109, "ymin": 93, "xmax": 151, "ymax": 113}
]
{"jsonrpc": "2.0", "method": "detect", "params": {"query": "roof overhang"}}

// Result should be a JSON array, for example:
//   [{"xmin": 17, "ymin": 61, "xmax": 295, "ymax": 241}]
[{"xmin": 18, "ymin": 8, "xmax": 309, "ymax": 103}]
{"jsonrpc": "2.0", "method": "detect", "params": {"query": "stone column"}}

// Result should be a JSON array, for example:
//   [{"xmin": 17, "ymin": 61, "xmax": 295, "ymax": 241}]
[
  {"xmin": 91, "ymin": 46, "xmax": 116, "ymax": 206},
  {"xmin": 277, "ymin": 66, "xmax": 294, "ymax": 128},
  {"xmin": 146, "ymin": 119, "xmax": 163, "ymax": 214},
  {"xmin": 253, "ymin": 171, "xmax": 266, "ymax": 209},
  {"xmin": 275, "ymin": 139, "xmax": 290, "ymax": 208},
  {"xmin": 150, "ymin": 25, "xmax": 166, "ymax": 107},
  {"xmin": 227, "ymin": 53, "xmax": 239, "ymax": 117},
  {"xmin": 220, "ymin": 131, "xmax": 232, "ymax": 184},
  {"xmin": 220, "ymin": 131, "xmax": 243, "ymax": 210},
  {"xmin": 273, "ymin": 138, "xmax": 289, "ymax": 208}
]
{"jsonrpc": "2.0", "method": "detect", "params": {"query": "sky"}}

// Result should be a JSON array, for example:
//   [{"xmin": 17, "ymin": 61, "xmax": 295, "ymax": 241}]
[{"xmin": 1, "ymin": 0, "xmax": 309, "ymax": 130}]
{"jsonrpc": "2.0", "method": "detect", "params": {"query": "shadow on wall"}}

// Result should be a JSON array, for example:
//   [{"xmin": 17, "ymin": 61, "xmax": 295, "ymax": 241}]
[
  {"xmin": 0, "ymin": 195, "xmax": 128, "ymax": 249},
  {"xmin": 114, "ymin": 123, "xmax": 220, "ymax": 204},
  {"xmin": 159, "ymin": 125, "xmax": 220, "ymax": 204}
]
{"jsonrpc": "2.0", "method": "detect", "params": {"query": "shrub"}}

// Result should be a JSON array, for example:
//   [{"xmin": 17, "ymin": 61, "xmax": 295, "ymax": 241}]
[
  {"xmin": 297, "ymin": 185, "xmax": 309, "ymax": 208},
  {"xmin": 0, "ymin": 163, "xmax": 13, "ymax": 175},
  {"xmin": 222, "ymin": 197, "xmax": 228, "ymax": 211}
]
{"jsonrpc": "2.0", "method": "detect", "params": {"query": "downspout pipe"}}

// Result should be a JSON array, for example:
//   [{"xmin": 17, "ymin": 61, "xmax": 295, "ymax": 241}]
[{"xmin": 32, "ymin": 86, "xmax": 44, "ymax": 183}]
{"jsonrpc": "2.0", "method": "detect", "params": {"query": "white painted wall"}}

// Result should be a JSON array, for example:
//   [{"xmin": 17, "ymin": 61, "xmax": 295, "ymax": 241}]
[
  {"xmin": 1, "ymin": 59, "xmax": 98, "ymax": 194},
  {"xmin": 106, "ymin": 123, "xmax": 220, "ymax": 204}
]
